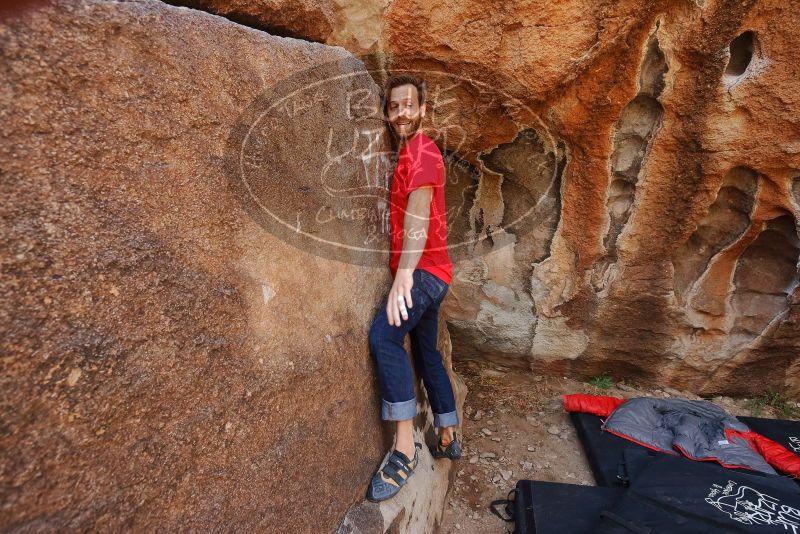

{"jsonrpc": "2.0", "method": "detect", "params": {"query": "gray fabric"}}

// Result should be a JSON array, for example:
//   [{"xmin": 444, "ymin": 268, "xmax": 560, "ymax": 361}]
[{"xmin": 602, "ymin": 397, "xmax": 777, "ymax": 475}]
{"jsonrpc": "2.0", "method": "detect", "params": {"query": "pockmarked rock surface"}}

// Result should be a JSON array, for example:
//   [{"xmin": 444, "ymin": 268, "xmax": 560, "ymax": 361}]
[
  {"xmin": 0, "ymin": 1, "xmax": 461, "ymax": 531},
  {"xmin": 164, "ymin": 0, "xmax": 338, "ymax": 42},
  {"xmin": 380, "ymin": 0, "xmax": 800, "ymax": 396}
]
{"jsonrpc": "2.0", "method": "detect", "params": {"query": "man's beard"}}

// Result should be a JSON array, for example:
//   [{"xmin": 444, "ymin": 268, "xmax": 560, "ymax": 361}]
[{"xmin": 391, "ymin": 115, "xmax": 422, "ymax": 141}]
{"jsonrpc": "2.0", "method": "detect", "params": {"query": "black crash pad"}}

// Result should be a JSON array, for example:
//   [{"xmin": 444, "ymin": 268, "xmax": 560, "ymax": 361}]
[
  {"xmin": 510, "ymin": 480, "xmax": 622, "ymax": 534},
  {"xmin": 511, "ymin": 452, "xmax": 800, "ymax": 534}
]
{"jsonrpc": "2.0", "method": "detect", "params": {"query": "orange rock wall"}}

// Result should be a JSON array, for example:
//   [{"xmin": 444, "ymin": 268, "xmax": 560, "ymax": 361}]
[{"xmin": 382, "ymin": 0, "xmax": 800, "ymax": 396}]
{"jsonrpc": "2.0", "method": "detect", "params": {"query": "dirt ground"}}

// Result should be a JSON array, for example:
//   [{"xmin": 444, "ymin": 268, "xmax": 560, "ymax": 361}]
[{"xmin": 438, "ymin": 359, "xmax": 799, "ymax": 533}]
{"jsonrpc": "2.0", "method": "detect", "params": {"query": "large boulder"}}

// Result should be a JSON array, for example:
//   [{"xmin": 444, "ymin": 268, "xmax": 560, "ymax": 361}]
[{"xmin": 0, "ymin": 0, "xmax": 461, "ymax": 531}]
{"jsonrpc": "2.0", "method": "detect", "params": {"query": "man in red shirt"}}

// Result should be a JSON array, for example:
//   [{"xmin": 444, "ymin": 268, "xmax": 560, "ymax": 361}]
[{"xmin": 366, "ymin": 75, "xmax": 461, "ymax": 503}]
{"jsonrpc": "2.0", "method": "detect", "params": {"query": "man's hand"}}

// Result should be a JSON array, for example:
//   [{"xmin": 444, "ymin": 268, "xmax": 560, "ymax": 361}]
[{"xmin": 387, "ymin": 268, "xmax": 414, "ymax": 326}]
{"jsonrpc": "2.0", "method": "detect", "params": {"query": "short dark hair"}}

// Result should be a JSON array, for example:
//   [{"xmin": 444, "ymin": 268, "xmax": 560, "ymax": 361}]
[{"xmin": 383, "ymin": 74, "xmax": 426, "ymax": 116}]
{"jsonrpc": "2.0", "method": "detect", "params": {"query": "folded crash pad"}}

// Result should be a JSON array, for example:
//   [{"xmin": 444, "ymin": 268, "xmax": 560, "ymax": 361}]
[{"xmin": 509, "ymin": 480, "xmax": 622, "ymax": 534}]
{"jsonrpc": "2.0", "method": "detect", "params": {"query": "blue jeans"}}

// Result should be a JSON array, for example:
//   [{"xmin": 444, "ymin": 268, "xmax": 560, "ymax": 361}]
[{"xmin": 369, "ymin": 268, "xmax": 458, "ymax": 429}]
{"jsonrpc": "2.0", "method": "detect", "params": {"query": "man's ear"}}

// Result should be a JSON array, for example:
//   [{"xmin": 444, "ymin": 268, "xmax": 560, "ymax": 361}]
[{"xmin": 420, "ymin": 102, "xmax": 426, "ymax": 118}]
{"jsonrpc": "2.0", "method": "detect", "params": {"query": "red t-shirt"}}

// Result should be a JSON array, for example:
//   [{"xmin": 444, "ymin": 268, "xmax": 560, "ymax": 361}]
[{"xmin": 389, "ymin": 131, "xmax": 453, "ymax": 285}]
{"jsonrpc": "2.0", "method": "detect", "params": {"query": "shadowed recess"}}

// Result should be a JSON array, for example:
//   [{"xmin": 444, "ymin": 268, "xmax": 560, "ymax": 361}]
[
  {"xmin": 792, "ymin": 176, "xmax": 800, "ymax": 209},
  {"xmin": 441, "ymin": 128, "xmax": 566, "ymax": 368},
  {"xmin": 730, "ymin": 213, "xmax": 800, "ymax": 339},
  {"xmin": 604, "ymin": 34, "xmax": 667, "ymax": 261},
  {"xmin": 480, "ymin": 128, "xmax": 564, "ymax": 265},
  {"xmin": 592, "ymin": 32, "xmax": 667, "ymax": 291},
  {"xmin": 604, "ymin": 94, "xmax": 664, "ymax": 255},
  {"xmin": 725, "ymin": 30, "xmax": 756, "ymax": 77},
  {"xmin": 673, "ymin": 166, "xmax": 758, "ymax": 303},
  {"xmin": 442, "ymin": 150, "xmax": 480, "ymax": 263}
]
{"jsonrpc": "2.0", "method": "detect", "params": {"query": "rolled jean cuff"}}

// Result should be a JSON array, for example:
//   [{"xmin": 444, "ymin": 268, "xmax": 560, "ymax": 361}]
[
  {"xmin": 382, "ymin": 398, "xmax": 417, "ymax": 421},
  {"xmin": 434, "ymin": 410, "xmax": 459, "ymax": 428}
]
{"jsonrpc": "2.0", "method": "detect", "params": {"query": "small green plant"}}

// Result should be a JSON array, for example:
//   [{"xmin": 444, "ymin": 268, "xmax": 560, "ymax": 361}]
[
  {"xmin": 746, "ymin": 391, "xmax": 800, "ymax": 419},
  {"xmin": 589, "ymin": 373, "xmax": 615, "ymax": 390}
]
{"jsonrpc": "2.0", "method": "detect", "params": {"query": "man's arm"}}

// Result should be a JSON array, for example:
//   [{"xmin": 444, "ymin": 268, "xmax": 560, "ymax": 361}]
[{"xmin": 386, "ymin": 185, "xmax": 433, "ymax": 326}]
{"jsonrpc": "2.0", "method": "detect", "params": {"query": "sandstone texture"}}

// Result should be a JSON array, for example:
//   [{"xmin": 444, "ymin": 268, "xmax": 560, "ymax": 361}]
[
  {"xmin": 1, "ymin": 0, "xmax": 461, "ymax": 531},
  {"xmin": 165, "ymin": 0, "xmax": 339, "ymax": 42},
  {"xmin": 383, "ymin": 0, "xmax": 800, "ymax": 397},
  {"xmin": 164, "ymin": 0, "xmax": 390, "ymax": 54},
  {"xmin": 178, "ymin": 0, "xmax": 800, "ymax": 396},
  {"xmin": 4, "ymin": 0, "xmax": 800, "ymax": 531}
]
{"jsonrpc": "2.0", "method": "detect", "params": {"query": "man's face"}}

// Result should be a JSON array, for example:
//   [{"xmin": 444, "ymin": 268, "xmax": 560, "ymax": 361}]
[{"xmin": 387, "ymin": 84, "xmax": 426, "ymax": 140}]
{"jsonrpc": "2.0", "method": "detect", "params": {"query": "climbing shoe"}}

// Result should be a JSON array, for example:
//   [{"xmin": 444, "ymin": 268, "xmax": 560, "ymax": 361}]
[
  {"xmin": 366, "ymin": 443, "xmax": 422, "ymax": 502},
  {"xmin": 430, "ymin": 431, "xmax": 462, "ymax": 460}
]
